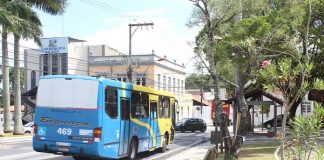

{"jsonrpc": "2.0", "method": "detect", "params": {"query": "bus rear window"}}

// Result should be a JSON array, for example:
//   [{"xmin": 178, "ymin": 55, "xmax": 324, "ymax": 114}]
[{"xmin": 37, "ymin": 78, "xmax": 99, "ymax": 109}]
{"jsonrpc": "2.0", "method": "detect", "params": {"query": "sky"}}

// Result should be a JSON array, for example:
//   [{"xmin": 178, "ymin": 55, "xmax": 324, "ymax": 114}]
[{"xmin": 20, "ymin": 0, "xmax": 201, "ymax": 74}]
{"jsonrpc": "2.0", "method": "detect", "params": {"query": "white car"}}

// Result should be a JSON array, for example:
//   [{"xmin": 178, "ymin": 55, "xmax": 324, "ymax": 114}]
[{"xmin": 23, "ymin": 122, "xmax": 34, "ymax": 134}]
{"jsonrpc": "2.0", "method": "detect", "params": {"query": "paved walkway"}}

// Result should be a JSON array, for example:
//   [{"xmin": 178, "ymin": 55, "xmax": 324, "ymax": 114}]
[{"xmin": 166, "ymin": 141, "xmax": 214, "ymax": 160}]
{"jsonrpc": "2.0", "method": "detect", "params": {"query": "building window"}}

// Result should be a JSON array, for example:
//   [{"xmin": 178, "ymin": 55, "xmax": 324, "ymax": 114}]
[
  {"xmin": 168, "ymin": 77, "xmax": 171, "ymax": 92},
  {"xmin": 181, "ymin": 80, "xmax": 184, "ymax": 94},
  {"xmin": 105, "ymin": 87, "xmax": 118, "ymax": 119},
  {"xmin": 61, "ymin": 53, "xmax": 67, "ymax": 74},
  {"xmin": 135, "ymin": 76, "xmax": 146, "ymax": 86},
  {"xmin": 177, "ymin": 79, "xmax": 180, "ymax": 94},
  {"xmin": 136, "ymin": 77, "xmax": 141, "ymax": 85},
  {"xmin": 52, "ymin": 54, "xmax": 58, "ymax": 75},
  {"xmin": 301, "ymin": 102, "xmax": 311, "ymax": 114},
  {"xmin": 31, "ymin": 71, "xmax": 36, "ymax": 88},
  {"xmin": 163, "ymin": 76, "xmax": 166, "ymax": 91},
  {"xmin": 157, "ymin": 74, "xmax": 160, "ymax": 90},
  {"xmin": 173, "ymin": 78, "xmax": 176, "ymax": 93},
  {"xmin": 43, "ymin": 54, "xmax": 48, "ymax": 75},
  {"xmin": 142, "ymin": 77, "xmax": 146, "ymax": 86}
]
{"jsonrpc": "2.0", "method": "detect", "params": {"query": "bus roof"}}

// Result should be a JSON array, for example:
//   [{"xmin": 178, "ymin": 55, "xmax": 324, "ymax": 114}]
[{"xmin": 40, "ymin": 75, "xmax": 175, "ymax": 98}]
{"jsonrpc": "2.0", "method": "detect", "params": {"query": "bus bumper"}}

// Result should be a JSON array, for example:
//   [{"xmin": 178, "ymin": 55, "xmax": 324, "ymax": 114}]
[{"xmin": 33, "ymin": 136, "xmax": 99, "ymax": 157}]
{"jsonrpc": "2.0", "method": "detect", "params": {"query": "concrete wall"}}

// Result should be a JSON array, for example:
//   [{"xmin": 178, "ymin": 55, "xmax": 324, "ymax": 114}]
[
  {"xmin": 176, "ymin": 93, "xmax": 193, "ymax": 122},
  {"xmin": 67, "ymin": 44, "xmax": 88, "ymax": 76},
  {"xmin": 24, "ymin": 49, "xmax": 42, "ymax": 91}
]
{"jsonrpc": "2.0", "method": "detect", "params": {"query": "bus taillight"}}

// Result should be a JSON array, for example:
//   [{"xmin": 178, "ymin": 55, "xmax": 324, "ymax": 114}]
[
  {"xmin": 94, "ymin": 127, "xmax": 102, "ymax": 141},
  {"xmin": 34, "ymin": 123, "xmax": 38, "ymax": 134}
]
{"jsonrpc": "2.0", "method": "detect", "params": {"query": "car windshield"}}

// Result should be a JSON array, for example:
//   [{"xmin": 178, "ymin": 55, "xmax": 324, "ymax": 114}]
[
  {"xmin": 24, "ymin": 122, "xmax": 34, "ymax": 127},
  {"xmin": 178, "ymin": 118, "xmax": 189, "ymax": 123}
]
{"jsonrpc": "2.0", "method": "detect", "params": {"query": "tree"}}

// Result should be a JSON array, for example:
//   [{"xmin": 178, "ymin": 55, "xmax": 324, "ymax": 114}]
[
  {"xmin": 1, "ymin": 0, "xmax": 17, "ymax": 133},
  {"xmin": 8, "ymin": 0, "xmax": 42, "ymax": 135},
  {"xmin": 257, "ymin": 1, "xmax": 323, "ymax": 158},
  {"xmin": 190, "ymin": 0, "xmax": 283, "ymax": 158},
  {"xmin": 1, "ymin": 0, "xmax": 67, "ymax": 135},
  {"xmin": 185, "ymin": 73, "xmax": 213, "ymax": 90}
]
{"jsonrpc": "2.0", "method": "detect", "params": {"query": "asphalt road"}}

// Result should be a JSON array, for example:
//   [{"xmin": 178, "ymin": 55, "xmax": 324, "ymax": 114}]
[{"xmin": 0, "ymin": 126, "xmax": 213, "ymax": 160}]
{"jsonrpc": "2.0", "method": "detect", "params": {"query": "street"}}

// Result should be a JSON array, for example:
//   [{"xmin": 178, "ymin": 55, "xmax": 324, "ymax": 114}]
[{"xmin": 0, "ymin": 126, "xmax": 213, "ymax": 160}]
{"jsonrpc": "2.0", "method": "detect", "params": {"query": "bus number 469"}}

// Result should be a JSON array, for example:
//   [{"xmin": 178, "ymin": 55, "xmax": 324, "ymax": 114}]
[{"xmin": 57, "ymin": 128, "xmax": 72, "ymax": 135}]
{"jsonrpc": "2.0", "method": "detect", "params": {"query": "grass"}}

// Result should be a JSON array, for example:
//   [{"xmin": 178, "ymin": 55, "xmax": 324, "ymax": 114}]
[
  {"xmin": 217, "ymin": 142, "xmax": 280, "ymax": 160},
  {"xmin": 239, "ymin": 143, "xmax": 279, "ymax": 160}
]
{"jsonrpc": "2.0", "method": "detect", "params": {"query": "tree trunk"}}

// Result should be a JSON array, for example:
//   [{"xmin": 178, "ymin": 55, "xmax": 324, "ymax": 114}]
[
  {"xmin": 13, "ymin": 35, "xmax": 24, "ymax": 135},
  {"xmin": 0, "ymin": 111, "xmax": 3, "ymax": 136},
  {"xmin": 289, "ymin": 97, "xmax": 301, "ymax": 120},
  {"xmin": 2, "ymin": 32, "xmax": 12, "ymax": 133},
  {"xmin": 281, "ymin": 102, "xmax": 289, "ymax": 160},
  {"xmin": 237, "ymin": 87, "xmax": 248, "ymax": 135}
]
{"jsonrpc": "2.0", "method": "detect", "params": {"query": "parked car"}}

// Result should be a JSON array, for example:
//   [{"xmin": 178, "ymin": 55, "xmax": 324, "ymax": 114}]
[
  {"xmin": 23, "ymin": 122, "xmax": 34, "ymax": 134},
  {"xmin": 176, "ymin": 118, "xmax": 207, "ymax": 133},
  {"xmin": 262, "ymin": 114, "xmax": 290, "ymax": 129}
]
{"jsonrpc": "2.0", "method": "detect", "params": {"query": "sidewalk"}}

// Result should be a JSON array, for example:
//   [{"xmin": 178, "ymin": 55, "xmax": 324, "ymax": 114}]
[
  {"xmin": 0, "ymin": 136, "xmax": 32, "ymax": 145},
  {"xmin": 166, "ymin": 140, "xmax": 214, "ymax": 160}
]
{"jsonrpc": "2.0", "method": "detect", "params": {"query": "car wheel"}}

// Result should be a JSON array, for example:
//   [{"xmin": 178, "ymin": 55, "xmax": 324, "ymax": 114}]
[
  {"xmin": 25, "ymin": 131, "xmax": 31, "ymax": 134},
  {"xmin": 191, "ymin": 130, "xmax": 195, "ymax": 132},
  {"xmin": 180, "ymin": 127, "xmax": 185, "ymax": 133},
  {"xmin": 200, "ymin": 127, "xmax": 206, "ymax": 132},
  {"xmin": 127, "ymin": 139, "xmax": 137, "ymax": 160},
  {"xmin": 266, "ymin": 124, "xmax": 272, "ymax": 129}
]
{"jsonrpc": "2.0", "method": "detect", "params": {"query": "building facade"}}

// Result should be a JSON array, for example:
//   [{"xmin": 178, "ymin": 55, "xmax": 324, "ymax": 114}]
[{"xmin": 88, "ymin": 54, "xmax": 186, "ymax": 95}]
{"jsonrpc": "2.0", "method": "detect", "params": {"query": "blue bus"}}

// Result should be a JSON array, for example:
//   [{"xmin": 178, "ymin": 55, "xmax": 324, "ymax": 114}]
[{"xmin": 33, "ymin": 75, "xmax": 176, "ymax": 160}]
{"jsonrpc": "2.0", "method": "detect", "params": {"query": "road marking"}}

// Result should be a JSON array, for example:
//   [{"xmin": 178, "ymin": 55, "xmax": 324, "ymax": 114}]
[
  {"xmin": 0, "ymin": 151, "xmax": 60, "ymax": 160},
  {"xmin": 147, "ymin": 139, "xmax": 207, "ymax": 160}
]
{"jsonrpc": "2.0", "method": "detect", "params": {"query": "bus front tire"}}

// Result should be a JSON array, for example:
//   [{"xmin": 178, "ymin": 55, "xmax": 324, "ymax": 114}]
[
  {"xmin": 158, "ymin": 135, "xmax": 168, "ymax": 153},
  {"xmin": 127, "ymin": 139, "xmax": 137, "ymax": 160},
  {"xmin": 72, "ymin": 156, "xmax": 90, "ymax": 160}
]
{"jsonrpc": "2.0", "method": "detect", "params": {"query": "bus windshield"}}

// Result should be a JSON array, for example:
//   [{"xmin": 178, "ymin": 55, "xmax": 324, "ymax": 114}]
[{"xmin": 37, "ymin": 78, "xmax": 99, "ymax": 109}]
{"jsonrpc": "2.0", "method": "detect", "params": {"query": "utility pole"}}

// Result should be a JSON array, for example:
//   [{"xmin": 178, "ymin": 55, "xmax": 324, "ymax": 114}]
[{"xmin": 127, "ymin": 22, "xmax": 154, "ymax": 83}]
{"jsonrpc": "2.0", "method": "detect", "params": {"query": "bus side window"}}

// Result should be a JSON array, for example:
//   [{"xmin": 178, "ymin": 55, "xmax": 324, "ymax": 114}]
[
  {"xmin": 131, "ymin": 92, "xmax": 141, "ymax": 118},
  {"xmin": 121, "ymin": 98, "xmax": 130, "ymax": 120},
  {"xmin": 163, "ymin": 97, "xmax": 170, "ymax": 118},
  {"xmin": 105, "ymin": 87, "xmax": 118, "ymax": 119},
  {"xmin": 158, "ymin": 96, "xmax": 163, "ymax": 118},
  {"xmin": 141, "ymin": 93, "xmax": 149, "ymax": 118}
]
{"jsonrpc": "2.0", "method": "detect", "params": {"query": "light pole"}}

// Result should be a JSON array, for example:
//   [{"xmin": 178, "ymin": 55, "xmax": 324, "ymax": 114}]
[{"xmin": 127, "ymin": 22, "xmax": 154, "ymax": 83}]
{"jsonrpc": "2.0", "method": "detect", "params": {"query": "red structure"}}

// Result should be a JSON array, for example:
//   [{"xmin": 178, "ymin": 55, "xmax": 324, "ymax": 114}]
[{"xmin": 211, "ymin": 100, "xmax": 231, "ymax": 122}]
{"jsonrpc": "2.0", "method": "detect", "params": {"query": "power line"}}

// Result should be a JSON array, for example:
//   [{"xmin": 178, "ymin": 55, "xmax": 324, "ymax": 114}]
[{"xmin": 79, "ymin": 0, "xmax": 194, "ymax": 63}]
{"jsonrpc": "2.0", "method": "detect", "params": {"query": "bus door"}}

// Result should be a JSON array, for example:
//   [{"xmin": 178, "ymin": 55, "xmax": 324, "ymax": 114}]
[
  {"xmin": 149, "ymin": 100, "xmax": 158, "ymax": 148},
  {"xmin": 119, "ymin": 97, "xmax": 130, "ymax": 156}
]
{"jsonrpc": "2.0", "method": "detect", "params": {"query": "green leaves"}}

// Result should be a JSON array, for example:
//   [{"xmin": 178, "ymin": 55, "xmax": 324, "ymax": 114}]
[
  {"xmin": 313, "ymin": 78, "xmax": 324, "ymax": 90},
  {"xmin": 287, "ymin": 103, "xmax": 324, "ymax": 159}
]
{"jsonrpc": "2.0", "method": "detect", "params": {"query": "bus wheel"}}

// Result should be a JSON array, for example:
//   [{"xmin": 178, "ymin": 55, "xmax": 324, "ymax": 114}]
[
  {"xmin": 127, "ymin": 140, "xmax": 137, "ymax": 160},
  {"xmin": 158, "ymin": 135, "xmax": 168, "ymax": 153},
  {"xmin": 72, "ymin": 156, "xmax": 90, "ymax": 160}
]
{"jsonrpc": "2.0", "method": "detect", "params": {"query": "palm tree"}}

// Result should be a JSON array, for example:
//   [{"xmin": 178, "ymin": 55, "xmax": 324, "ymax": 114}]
[
  {"xmin": 1, "ymin": 0, "xmax": 67, "ymax": 134},
  {"xmin": 9, "ymin": 0, "xmax": 42, "ymax": 135},
  {"xmin": 0, "ymin": 0, "xmax": 15, "ymax": 133}
]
